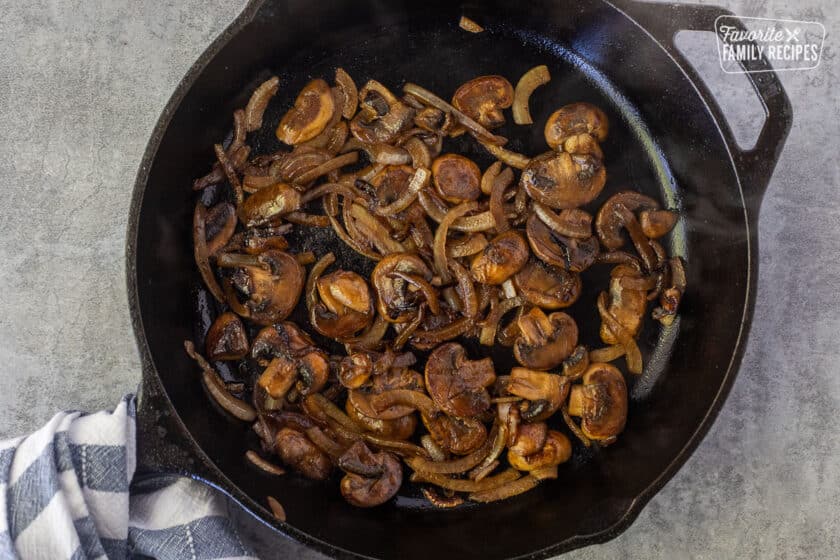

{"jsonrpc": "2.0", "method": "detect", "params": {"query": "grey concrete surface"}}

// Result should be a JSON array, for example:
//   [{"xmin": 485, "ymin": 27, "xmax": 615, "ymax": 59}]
[{"xmin": 0, "ymin": 0, "xmax": 837, "ymax": 558}]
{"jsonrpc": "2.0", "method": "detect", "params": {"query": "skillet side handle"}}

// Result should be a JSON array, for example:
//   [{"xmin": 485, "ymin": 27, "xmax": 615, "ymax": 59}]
[{"xmin": 613, "ymin": 1, "xmax": 792, "ymax": 214}]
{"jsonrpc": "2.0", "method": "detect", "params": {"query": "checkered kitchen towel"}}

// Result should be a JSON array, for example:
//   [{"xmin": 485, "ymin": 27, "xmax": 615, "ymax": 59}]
[{"xmin": 0, "ymin": 396, "xmax": 256, "ymax": 560}]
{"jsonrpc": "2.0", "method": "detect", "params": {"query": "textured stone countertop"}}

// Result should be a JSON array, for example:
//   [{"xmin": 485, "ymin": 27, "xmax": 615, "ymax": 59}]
[{"xmin": 0, "ymin": 1, "xmax": 837, "ymax": 558}]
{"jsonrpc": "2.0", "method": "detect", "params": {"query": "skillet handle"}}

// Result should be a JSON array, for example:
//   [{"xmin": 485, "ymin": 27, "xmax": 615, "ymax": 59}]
[{"xmin": 613, "ymin": 1, "xmax": 792, "ymax": 211}]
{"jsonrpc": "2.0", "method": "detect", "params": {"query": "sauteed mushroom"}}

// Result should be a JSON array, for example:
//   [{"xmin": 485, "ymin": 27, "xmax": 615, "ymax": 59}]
[
  {"xmin": 639, "ymin": 209, "xmax": 678, "ymax": 239},
  {"xmin": 507, "ymin": 367, "xmax": 570, "ymax": 420},
  {"xmin": 205, "ymin": 311, "xmax": 249, "ymax": 361},
  {"xmin": 276, "ymin": 78, "xmax": 336, "ymax": 145},
  {"xmin": 338, "ymin": 442, "xmax": 403, "ymax": 507},
  {"xmin": 276, "ymin": 427, "xmax": 332, "ymax": 480},
  {"xmin": 372, "ymin": 253, "xmax": 436, "ymax": 323},
  {"xmin": 508, "ymin": 430, "xmax": 571, "ymax": 472},
  {"xmin": 567, "ymin": 363, "xmax": 627, "ymax": 444},
  {"xmin": 600, "ymin": 264, "xmax": 647, "ymax": 345},
  {"xmin": 425, "ymin": 343, "xmax": 496, "ymax": 418},
  {"xmin": 311, "ymin": 270, "xmax": 374, "ymax": 339},
  {"xmin": 544, "ymin": 102, "xmax": 609, "ymax": 150},
  {"xmin": 595, "ymin": 191, "xmax": 659, "ymax": 251},
  {"xmin": 514, "ymin": 259, "xmax": 582, "ymax": 309},
  {"xmin": 346, "ymin": 398, "xmax": 417, "ymax": 440},
  {"xmin": 513, "ymin": 308, "xmax": 578, "ymax": 370},
  {"xmin": 508, "ymin": 421, "xmax": 548, "ymax": 457},
  {"xmin": 431, "ymin": 154, "xmax": 482, "ymax": 203},
  {"xmin": 349, "ymin": 367, "xmax": 425, "ymax": 421},
  {"xmin": 351, "ymin": 80, "xmax": 415, "ymax": 144},
  {"xmin": 422, "ymin": 412, "xmax": 487, "ymax": 455},
  {"xmin": 521, "ymin": 151, "xmax": 606, "ymax": 210},
  {"xmin": 452, "ymin": 75, "xmax": 514, "ymax": 129},
  {"xmin": 253, "ymin": 323, "xmax": 329, "ymax": 398},
  {"xmin": 526, "ymin": 213, "xmax": 599, "ymax": 272},
  {"xmin": 470, "ymin": 230, "xmax": 529, "ymax": 285},
  {"xmin": 237, "ymin": 183, "xmax": 302, "ymax": 227},
  {"xmin": 221, "ymin": 250, "xmax": 304, "ymax": 325}
]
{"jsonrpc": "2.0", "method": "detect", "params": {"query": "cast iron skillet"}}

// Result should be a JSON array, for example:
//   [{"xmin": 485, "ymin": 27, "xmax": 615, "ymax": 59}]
[{"xmin": 126, "ymin": 0, "xmax": 791, "ymax": 558}]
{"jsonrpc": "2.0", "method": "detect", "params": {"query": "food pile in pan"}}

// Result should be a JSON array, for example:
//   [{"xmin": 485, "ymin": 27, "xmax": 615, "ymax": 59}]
[{"xmin": 186, "ymin": 63, "xmax": 685, "ymax": 510}]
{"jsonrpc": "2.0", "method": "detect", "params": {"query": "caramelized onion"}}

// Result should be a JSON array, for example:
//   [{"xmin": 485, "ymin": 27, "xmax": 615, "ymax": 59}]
[
  {"xmin": 245, "ymin": 76, "xmax": 280, "ymax": 132},
  {"xmin": 512, "ymin": 65, "xmax": 550, "ymax": 125},
  {"xmin": 403, "ymin": 83, "xmax": 506, "ymax": 145},
  {"xmin": 193, "ymin": 203, "xmax": 225, "ymax": 302},
  {"xmin": 480, "ymin": 141, "xmax": 531, "ymax": 169},
  {"xmin": 434, "ymin": 201, "xmax": 479, "ymax": 281}
]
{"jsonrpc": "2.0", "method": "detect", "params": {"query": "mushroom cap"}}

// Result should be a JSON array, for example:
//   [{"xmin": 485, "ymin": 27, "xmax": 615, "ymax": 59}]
[
  {"xmin": 371, "ymin": 165, "xmax": 415, "ymax": 209},
  {"xmin": 421, "ymin": 411, "xmax": 487, "ymax": 455},
  {"xmin": 275, "ymin": 427, "xmax": 332, "ymax": 480},
  {"xmin": 595, "ymin": 191, "xmax": 660, "ymax": 250},
  {"xmin": 431, "ymin": 153, "xmax": 482, "ymax": 203},
  {"xmin": 425, "ymin": 343, "xmax": 496, "ymax": 418},
  {"xmin": 513, "ymin": 308, "xmax": 579, "ymax": 371},
  {"xmin": 639, "ymin": 209, "xmax": 678, "ymax": 239},
  {"xmin": 507, "ymin": 430, "xmax": 572, "ymax": 471},
  {"xmin": 507, "ymin": 366, "xmax": 570, "ymax": 420},
  {"xmin": 509, "ymin": 421, "xmax": 548, "ymax": 457},
  {"xmin": 544, "ymin": 102, "xmax": 609, "ymax": 150},
  {"xmin": 470, "ymin": 230, "xmax": 530, "ymax": 285},
  {"xmin": 205, "ymin": 311, "xmax": 249, "ymax": 361},
  {"xmin": 568, "ymin": 363, "xmax": 628, "ymax": 443},
  {"xmin": 526, "ymin": 213, "xmax": 599, "ymax": 273},
  {"xmin": 252, "ymin": 322, "xmax": 327, "ymax": 397},
  {"xmin": 338, "ymin": 442, "xmax": 403, "ymax": 507},
  {"xmin": 237, "ymin": 183, "xmax": 302, "ymax": 227},
  {"xmin": 350, "ymin": 80, "xmax": 415, "ymax": 144},
  {"xmin": 230, "ymin": 251, "xmax": 304, "ymax": 325},
  {"xmin": 371, "ymin": 253, "xmax": 435, "ymax": 323},
  {"xmin": 521, "ymin": 151, "xmax": 606, "ymax": 210},
  {"xmin": 311, "ymin": 270, "xmax": 374, "ymax": 339},
  {"xmin": 451, "ymin": 75, "xmax": 514, "ymax": 129},
  {"xmin": 338, "ymin": 353, "xmax": 374, "ymax": 389},
  {"xmin": 600, "ymin": 264, "xmax": 648, "ymax": 345},
  {"xmin": 514, "ymin": 259, "xmax": 582, "ymax": 309},
  {"xmin": 276, "ymin": 78, "xmax": 336, "ymax": 145}
]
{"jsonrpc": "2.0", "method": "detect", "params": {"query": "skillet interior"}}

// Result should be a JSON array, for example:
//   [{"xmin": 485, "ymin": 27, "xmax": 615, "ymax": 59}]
[{"xmin": 131, "ymin": 0, "xmax": 750, "ymax": 557}]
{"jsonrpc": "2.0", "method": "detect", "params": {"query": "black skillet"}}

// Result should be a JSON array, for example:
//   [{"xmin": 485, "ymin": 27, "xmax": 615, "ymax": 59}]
[{"xmin": 126, "ymin": 0, "xmax": 791, "ymax": 558}]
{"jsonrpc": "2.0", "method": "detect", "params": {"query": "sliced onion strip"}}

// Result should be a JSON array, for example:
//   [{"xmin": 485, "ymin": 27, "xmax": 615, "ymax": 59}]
[{"xmin": 512, "ymin": 65, "xmax": 550, "ymax": 125}]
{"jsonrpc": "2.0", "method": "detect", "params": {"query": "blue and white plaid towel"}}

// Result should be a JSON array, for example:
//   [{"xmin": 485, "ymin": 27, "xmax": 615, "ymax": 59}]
[{"xmin": 0, "ymin": 396, "xmax": 256, "ymax": 560}]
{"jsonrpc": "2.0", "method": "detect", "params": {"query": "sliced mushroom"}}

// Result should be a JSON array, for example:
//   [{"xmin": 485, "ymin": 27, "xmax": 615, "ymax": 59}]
[
  {"xmin": 311, "ymin": 270, "xmax": 374, "ymax": 339},
  {"xmin": 513, "ymin": 308, "xmax": 578, "ymax": 371},
  {"xmin": 349, "ymin": 367, "xmax": 425, "ymax": 420},
  {"xmin": 451, "ymin": 76, "xmax": 514, "ymax": 130},
  {"xmin": 422, "ymin": 411, "xmax": 487, "ymax": 455},
  {"xmin": 205, "ymin": 311, "xmax": 249, "ymax": 361},
  {"xmin": 431, "ymin": 154, "xmax": 482, "ymax": 203},
  {"xmin": 425, "ymin": 343, "xmax": 496, "ymax": 418},
  {"xmin": 224, "ymin": 250, "xmax": 304, "ymax": 325},
  {"xmin": 350, "ymin": 80, "xmax": 415, "ymax": 144},
  {"xmin": 544, "ymin": 102, "xmax": 609, "ymax": 150},
  {"xmin": 508, "ymin": 421, "xmax": 548, "ymax": 457},
  {"xmin": 204, "ymin": 203, "xmax": 237, "ymax": 256},
  {"xmin": 520, "ymin": 151, "xmax": 606, "ymax": 210},
  {"xmin": 600, "ymin": 264, "xmax": 647, "ymax": 345},
  {"xmin": 526, "ymin": 213, "xmax": 599, "ymax": 273},
  {"xmin": 514, "ymin": 259, "xmax": 582, "ymax": 309},
  {"xmin": 252, "ymin": 323, "xmax": 329, "ymax": 397},
  {"xmin": 338, "ymin": 442, "xmax": 403, "ymax": 507},
  {"xmin": 507, "ymin": 366, "xmax": 570, "ymax": 420},
  {"xmin": 370, "ymin": 165, "xmax": 415, "ymax": 210},
  {"xmin": 276, "ymin": 79, "xmax": 336, "ymax": 145},
  {"xmin": 275, "ymin": 427, "xmax": 332, "ymax": 480},
  {"xmin": 595, "ymin": 191, "xmax": 660, "ymax": 250},
  {"xmin": 346, "ymin": 398, "xmax": 417, "ymax": 440},
  {"xmin": 470, "ymin": 230, "xmax": 529, "ymax": 285},
  {"xmin": 508, "ymin": 430, "xmax": 571, "ymax": 472},
  {"xmin": 372, "ymin": 253, "xmax": 436, "ymax": 323},
  {"xmin": 338, "ymin": 352, "xmax": 374, "ymax": 389},
  {"xmin": 567, "ymin": 363, "xmax": 627, "ymax": 444},
  {"xmin": 639, "ymin": 209, "xmax": 678, "ymax": 239},
  {"xmin": 237, "ymin": 183, "xmax": 302, "ymax": 227},
  {"xmin": 560, "ymin": 133, "xmax": 604, "ymax": 159}
]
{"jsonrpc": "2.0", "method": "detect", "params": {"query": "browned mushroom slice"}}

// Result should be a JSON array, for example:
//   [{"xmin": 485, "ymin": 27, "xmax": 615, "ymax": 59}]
[
  {"xmin": 422, "ymin": 411, "xmax": 487, "ymax": 455},
  {"xmin": 431, "ymin": 154, "xmax": 482, "ymax": 203},
  {"xmin": 252, "ymin": 323, "xmax": 329, "ymax": 397},
  {"xmin": 600, "ymin": 264, "xmax": 647, "ymax": 345},
  {"xmin": 257, "ymin": 354, "xmax": 298, "ymax": 400},
  {"xmin": 275, "ymin": 427, "xmax": 332, "ymax": 480},
  {"xmin": 595, "ymin": 191, "xmax": 660, "ymax": 250},
  {"xmin": 513, "ymin": 259, "xmax": 582, "ymax": 309},
  {"xmin": 508, "ymin": 421, "xmax": 548, "ymax": 457},
  {"xmin": 204, "ymin": 203, "xmax": 237, "ymax": 256},
  {"xmin": 451, "ymin": 76, "xmax": 514, "ymax": 129},
  {"xmin": 508, "ymin": 430, "xmax": 571, "ymax": 472},
  {"xmin": 507, "ymin": 366, "xmax": 570, "ymax": 421},
  {"xmin": 350, "ymin": 80, "xmax": 415, "ymax": 144},
  {"xmin": 345, "ymin": 398, "xmax": 417, "ymax": 440},
  {"xmin": 223, "ymin": 250, "xmax": 304, "ymax": 325},
  {"xmin": 237, "ymin": 183, "xmax": 302, "ymax": 228},
  {"xmin": 544, "ymin": 102, "xmax": 609, "ymax": 150},
  {"xmin": 276, "ymin": 78, "xmax": 336, "ymax": 145},
  {"xmin": 520, "ymin": 151, "xmax": 606, "ymax": 210},
  {"xmin": 567, "ymin": 363, "xmax": 628, "ymax": 444},
  {"xmin": 639, "ymin": 209, "xmax": 678, "ymax": 239},
  {"xmin": 349, "ymin": 367, "xmax": 425, "ymax": 420},
  {"xmin": 338, "ymin": 352, "xmax": 374, "ymax": 389},
  {"xmin": 372, "ymin": 253, "xmax": 436, "ymax": 323},
  {"xmin": 338, "ymin": 442, "xmax": 403, "ymax": 507},
  {"xmin": 311, "ymin": 270, "xmax": 374, "ymax": 339},
  {"xmin": 513, "ymin": 308, "xmax": 578, "ymax": 371},
  {"xmin": 470, "ymin": 230, "xmax": 530, "ymax": 285},
  {"xmin": 205, "ymin": 311, "xmax": 248, "ymax": 361},
  {"xmin": 526, "ymin": 214, "xmax": 599, "ymax": 273},
  {"xmin": 425, "ymin": 343, "xmax": 496, "ymax": 418}
]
